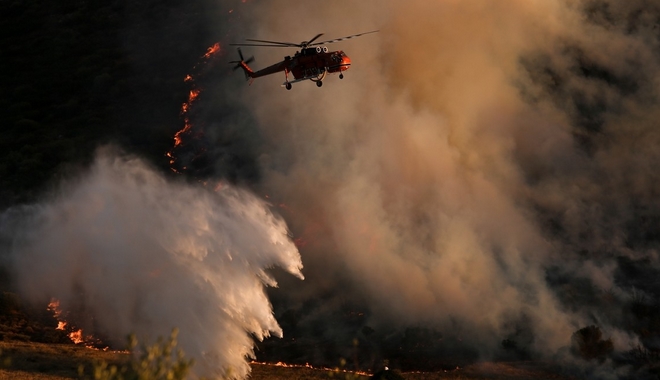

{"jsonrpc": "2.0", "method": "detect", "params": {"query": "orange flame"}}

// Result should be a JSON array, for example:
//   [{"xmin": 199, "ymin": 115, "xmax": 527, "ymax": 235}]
[
  {"xmin": 188, "ymin": 89, "xmax": 200, "ymax": 102},
  {"xmin": 172, "ymin": 88, "xmax": 201, "ymax": 149},
  {"xmin": 173, "ymin": 120, "xmax": 192, "ymax": 148},
  {"xmin": 47, "ymin": 299, "xmax": 62, "ymax": 318},
  {"xmin": 47, "ymin": 298, "xmax": 121, "ymax": 351},
  {"xmin": 168, "ymin": 42, "xmax": 221, "ymax": 171},
  {"xmin": 181, "ymin": 89, "xmax": 201, "ymax": 115},
  {"xmin": 48, "ymin": 298, "xmax": 89, "ymax": 346},
  {"xmin": 69, "ymin": 329, "xmax": 84, "ymax": 344},
  {"xmin": 203, "ymin": 43, "xmax": 221, "ymax": 59}
]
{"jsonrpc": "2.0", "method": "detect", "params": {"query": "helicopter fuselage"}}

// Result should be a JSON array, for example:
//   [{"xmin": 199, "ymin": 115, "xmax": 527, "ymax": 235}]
[
  {"xmin": 238, "ymin": 48, "xmax": 351, "ymax": 84},
  {"xmin": 286, "ymin": 48, "xmax": 351, "ymax": 80}
]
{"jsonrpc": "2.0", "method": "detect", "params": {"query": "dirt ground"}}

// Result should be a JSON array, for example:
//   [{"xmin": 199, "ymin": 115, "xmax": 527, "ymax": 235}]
[{"xmin": 0, "ymin": 340, "xmax": 580, "ymax": 380}]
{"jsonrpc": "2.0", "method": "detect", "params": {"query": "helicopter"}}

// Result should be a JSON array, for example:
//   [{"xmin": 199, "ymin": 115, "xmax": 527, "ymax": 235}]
[{"xmin": 229, "ymin": 30, "xmax": 378, "ymax": 90}]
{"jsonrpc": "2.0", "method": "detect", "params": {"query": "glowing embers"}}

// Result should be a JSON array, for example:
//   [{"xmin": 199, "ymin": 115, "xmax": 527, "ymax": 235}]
[{"xmin": 251, "ymin": 361, "xmax": 371, "ymax": 377}]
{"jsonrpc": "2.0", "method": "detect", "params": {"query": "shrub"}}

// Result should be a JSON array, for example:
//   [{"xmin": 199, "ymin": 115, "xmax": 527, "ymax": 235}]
[
  {"xmin": 570, "ymin": 325, "xmax": 613, "ymax": 361},
  {"xmin": 80, "ymin": 328, "xmax": 195, "ymax": 380}
]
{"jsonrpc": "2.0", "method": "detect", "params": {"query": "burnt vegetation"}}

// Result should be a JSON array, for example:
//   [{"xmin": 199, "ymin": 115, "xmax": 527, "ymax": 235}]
[{"xmin": 570, "ymin": 325, "xmax": 613, "ymax": 362}]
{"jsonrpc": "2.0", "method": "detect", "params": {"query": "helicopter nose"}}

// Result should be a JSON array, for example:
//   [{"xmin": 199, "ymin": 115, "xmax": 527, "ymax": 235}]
[{"xmin": 341, "ymin": 55, "xmax": 351, "ymax": 70}]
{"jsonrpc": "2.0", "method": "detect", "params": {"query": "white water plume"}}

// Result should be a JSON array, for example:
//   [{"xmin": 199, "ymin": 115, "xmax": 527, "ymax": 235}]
[{"xmin": 4, "ymin": 147, "xmax": 303, "ymax": 379}]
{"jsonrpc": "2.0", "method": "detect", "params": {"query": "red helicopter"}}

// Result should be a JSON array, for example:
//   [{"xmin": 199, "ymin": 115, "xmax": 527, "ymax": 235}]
[{"xmin": 229, "ymin": 30, "xmax": 378, "ymax": 90}]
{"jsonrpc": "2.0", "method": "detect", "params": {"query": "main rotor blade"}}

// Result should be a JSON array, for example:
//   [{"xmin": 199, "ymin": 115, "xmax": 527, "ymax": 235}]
[
  {"xmin": 236, "ymin": 33, "xmax": 325, "ymax": 48},
  {"xmin": 244, "ymin": 38, "xmax": 299, "ymax": 47},
  {"xmin": 304, "ymin": 33, "xmax": 324, "ymax": 46},
  {"xmin": 229, "ymin": 43, "xmax": 297, "ymax": 48},
  {"xmin": 310, "ymin": 30, "xmax": 379, "ymax": 46}
]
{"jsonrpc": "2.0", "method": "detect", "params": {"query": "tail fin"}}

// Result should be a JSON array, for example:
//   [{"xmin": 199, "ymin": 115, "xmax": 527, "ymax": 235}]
[{"xmin": 229, "ymin": 48, "xmax": 255, "ymax": 81}]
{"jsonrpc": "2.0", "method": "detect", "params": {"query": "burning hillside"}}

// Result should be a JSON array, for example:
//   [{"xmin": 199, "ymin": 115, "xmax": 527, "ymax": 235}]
[{"xmin": 4, "ymin": 0, "xmax": 660, "ymax": 379}]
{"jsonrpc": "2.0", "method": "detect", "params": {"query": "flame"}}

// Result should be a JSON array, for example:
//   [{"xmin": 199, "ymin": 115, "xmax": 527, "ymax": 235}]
[
  {"xmin": 203, "ymin": 43, "xmax": 221, "ymax": 59},
  {"xmin": 188, "ymin": 89, "xmax": 201, "ymax": 103},
  {"xmin": 46, "ymin": 298, "xmax": 130, "ymax": 352},
  {"xmin": 48, "ymin": 297, "xmax": 97, "ymax": 347},
  {"xmin": 172, "ymin": 121, "xmax": 192, "ymax": 148},
  {"xmin": 171, "ymin": 89, "xmax": 201, "ymax": 149},
  {"xmin": 181, "ymin": 89, "xmax": 201, "ymax": 116},
  {"xmin": 166, "ymin": 151, "xmax": 175, "ymax": 165},
  {"xmin": 167, "ymin": 42, "xmax": 221, "ymax": 171},
  {"xmin": 47, "ymin": 299, "xmax": 62, "ymax": 318},
  {"xmin": 69, "ymin": 329, "xmax": 84, "ymax": 344}
]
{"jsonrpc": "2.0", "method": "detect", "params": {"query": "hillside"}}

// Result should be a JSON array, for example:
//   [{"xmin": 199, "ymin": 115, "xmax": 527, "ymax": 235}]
[{"xmin": 0, "ymin": 0, "xmax": 221, "ymax": 206}]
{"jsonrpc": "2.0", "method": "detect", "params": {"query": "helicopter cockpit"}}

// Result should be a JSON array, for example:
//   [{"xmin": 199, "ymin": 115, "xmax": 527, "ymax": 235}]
[{"xmin": 299, "ymin": 46, "xmax": 330, "ymax": 56}]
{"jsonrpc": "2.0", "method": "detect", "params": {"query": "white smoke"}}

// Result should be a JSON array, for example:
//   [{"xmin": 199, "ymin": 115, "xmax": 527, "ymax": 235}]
[{"xmin": 4, "ymin": 147, "xmax": 303, "ymax": 379}]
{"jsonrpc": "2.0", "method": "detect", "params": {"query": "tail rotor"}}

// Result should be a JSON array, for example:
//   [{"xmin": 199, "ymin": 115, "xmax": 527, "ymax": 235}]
[{"xmin": 229, "ymin": 48, "xmax": 255, "ymax": 80}]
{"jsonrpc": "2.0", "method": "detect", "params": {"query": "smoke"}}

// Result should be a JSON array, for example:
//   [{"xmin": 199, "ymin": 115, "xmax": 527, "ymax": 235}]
[
  {"xmin": 237, "ymin": 0, "xmax": 575, "ymax": 355},
  {"xmin": 1, "ymin": 148, "xmax": 303, "ymax": 379},
  {"xmin": 206, "ymin": 0, "xmax": 660, "ymax": 370}
]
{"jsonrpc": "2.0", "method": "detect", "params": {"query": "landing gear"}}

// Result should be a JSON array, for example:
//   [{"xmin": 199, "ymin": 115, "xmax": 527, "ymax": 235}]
[
  {"xmin": 316, "ymin": 81, "xmax": 323, "ymax": 87},
  {"xmin": 285, "ymin": 82, "xmax": 292, "ymax": 90},
  {"xmin": 339, "ymin": 73, "xmax": 344, "ymax": 79}
]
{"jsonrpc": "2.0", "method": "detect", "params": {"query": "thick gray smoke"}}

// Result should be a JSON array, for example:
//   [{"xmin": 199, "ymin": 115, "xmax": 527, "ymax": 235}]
[
  {"xmin": 236, "ymin": 0, "xmax": 578, "ymax": 355},
  {"xmin": 2, "ymin": 148, "xmax": 303, "ymax": 379},
  {"xmin": 203, "ymin": 0, "xmax": 660, "ymax": 371}
]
